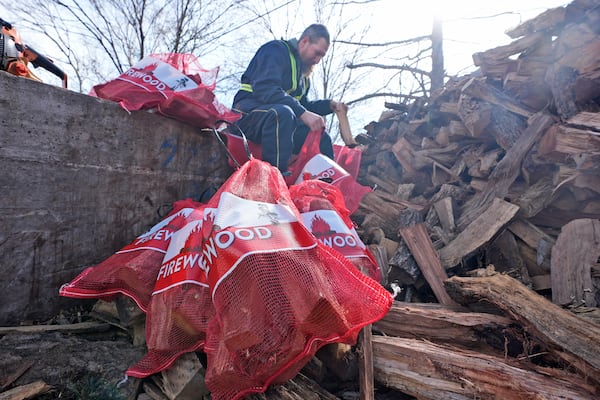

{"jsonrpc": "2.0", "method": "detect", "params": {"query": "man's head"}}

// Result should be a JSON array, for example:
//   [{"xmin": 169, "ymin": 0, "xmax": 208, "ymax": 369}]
[{"xmin": 298, "ymin": 24, "xmax": 330, "ymax": 71}]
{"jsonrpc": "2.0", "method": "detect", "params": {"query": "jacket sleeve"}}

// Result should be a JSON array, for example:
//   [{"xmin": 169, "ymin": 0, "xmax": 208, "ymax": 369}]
[{"xmin": 248, "ymin": 42, "xmax": 307, "ymax": 117}]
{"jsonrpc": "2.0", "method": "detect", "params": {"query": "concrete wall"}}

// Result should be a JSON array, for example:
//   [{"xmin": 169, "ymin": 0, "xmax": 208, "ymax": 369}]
[{"xmin": 0, "ymin": 72, "xmax": 233, "ymax": 325}]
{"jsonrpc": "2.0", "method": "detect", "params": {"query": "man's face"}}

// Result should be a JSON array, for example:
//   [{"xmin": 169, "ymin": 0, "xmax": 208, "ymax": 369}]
[{"xmin": 298, "ymin": 37, "xmax": 329, "ymax": 68}]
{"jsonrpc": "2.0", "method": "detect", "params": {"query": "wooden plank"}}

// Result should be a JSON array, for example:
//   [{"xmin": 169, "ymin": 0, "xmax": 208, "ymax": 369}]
[
  {"xmin": 372, "ymin": 336, "xmax": 596, "ymax": 400},
  {"xmin": 399, "ymin": 222, "xmax": 458, "ymax": 306},
  {"xmin": 445, "ymin": 273, "xmax": 600, "ymax": 384},
  {"xmin": 358, "ymin": 326, "xmax": 375, "ymax": 400},
  {"xmin": 0, "ymin": 321, "xmax": 111, "ymax": 335},
  {"xmin": 551, "ymin": 218, "xmax": 600, "ymax": 307},
  {"xmin": 439, "ymin": 198, "xmax": 519, "ymax": 269}
]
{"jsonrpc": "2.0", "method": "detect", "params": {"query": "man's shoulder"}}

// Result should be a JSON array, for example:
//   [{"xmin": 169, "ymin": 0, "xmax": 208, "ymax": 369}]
[{"xmin": 259, "ymin": 39, "xmax": 288, "ymax": 52}]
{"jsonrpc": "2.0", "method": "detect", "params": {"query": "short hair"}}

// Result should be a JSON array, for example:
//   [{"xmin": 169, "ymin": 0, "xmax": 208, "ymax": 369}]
[{"xmin": 300, "ymin": 24, "xmax": 330, "ymax": 45}]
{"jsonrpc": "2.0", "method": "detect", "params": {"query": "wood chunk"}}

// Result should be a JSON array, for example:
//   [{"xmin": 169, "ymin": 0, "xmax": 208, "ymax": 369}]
[
  {"xmin": 462, "ymin": 77, "xmax": 534, "ymax": 118},
  {"xmin": 551, "ymin": 218, "xmax": 600, "ymax": 307},
  {"xmin": 152, "ymin": 352, "xmax": 208, "ymax": 400},
  {"xmin": 458, "ymin": 112, "xmax": 554, "ymax": 230},
  {"xmin": 486, "ymin": 230, "xmax": 531, "ymax": 285},
  {"xmin": 439, "ymin": 198, "xmax": 519, "ymax": 269},
  {"xmin": 508, "ymin": 219, "xmax": 556, "ymax": 253},
  {"xmin": 372, "ymin": 336, "xmax": 597, "ymax": 400},
  {"xmin": 505, "ymin": 6, "xmax": 567, "ymax": 38},
  {"xmin": 538, "ymin": 123, "xmax": 600, "ymax": 158},
  {"xmin": 445, "ymin": 273, "xmax": 600, "ymax": 384},
  {"xmin": 512, "ymin": 176, "xmax": 556, "ymax": 218},
  {"xmin": 530, "ymin": 274, "xmax": 552, "ymax": 291},
  {"xmin": 0, "ymin": 381, "xmax": 52, "ymax": 400},
  {"xmin": 567, "ymin": 111, "xmax": 600, "ymax": 130},
  {"xmin": 457, "ymin": 94, "xmax": 491, "ymax": 137},
  {"xmin": 316, "ymin": 343, "xmax": 357, "ymax": 382},
  {"xmin": 473, "ymin": 32, "xmax": 546, "ymax": 67},
  {"xmin": 433, "ymin": 197, "xmax": 455, "ymax": 234},
  {"xmin": 398, "ymin": 222, "xmax": 458, "ymax": 306}
]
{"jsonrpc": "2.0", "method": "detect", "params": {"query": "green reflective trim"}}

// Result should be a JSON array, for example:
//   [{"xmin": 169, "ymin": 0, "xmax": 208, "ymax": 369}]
[{"xmin": 240, "ymin": 83, "xmax": 253, "ymax": 92}]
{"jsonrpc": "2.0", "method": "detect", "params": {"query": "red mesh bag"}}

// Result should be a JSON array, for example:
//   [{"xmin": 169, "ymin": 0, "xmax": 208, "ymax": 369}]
[
  {"xmin": 333, "ymin": 143, "xmax": 363, "ymax": 180},
  {"xmin": 290, "ymin": 180, "xmax": 381, "ymax": 282},
  {"xmin": 91, "ymin": 53, "xmax": 239, "ymax": 128},
  {"xmin": 291, "ymin": 131, "xmax": 371, "ymax": 214},
  {"xmin": 59, "ymin": 199, "xmax": 203, "ymax": 312},
  {"xmin": 127, "ymin": 207, "xmax": 216, "ymax": 378},
  {"xmin": 196, "ymin": 158, "xmax": 392, "ymax": 400}
]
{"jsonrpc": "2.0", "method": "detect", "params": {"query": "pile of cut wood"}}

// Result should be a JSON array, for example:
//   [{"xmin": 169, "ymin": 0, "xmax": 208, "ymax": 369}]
[{"xmin": 345, "ymin": 0, "xmax": 600, "ymax": 398}]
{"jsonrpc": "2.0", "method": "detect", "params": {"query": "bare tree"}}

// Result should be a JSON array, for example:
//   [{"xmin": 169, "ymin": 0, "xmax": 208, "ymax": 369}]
[{"xmin": 1, "ymin": 0, "xmax": 248, "ymax": 92}]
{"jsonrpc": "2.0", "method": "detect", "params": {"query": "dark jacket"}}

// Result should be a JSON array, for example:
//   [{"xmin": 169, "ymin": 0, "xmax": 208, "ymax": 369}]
[{"xmin": 233, "ymin": 39, "xmax": 332, "ymax": 117}]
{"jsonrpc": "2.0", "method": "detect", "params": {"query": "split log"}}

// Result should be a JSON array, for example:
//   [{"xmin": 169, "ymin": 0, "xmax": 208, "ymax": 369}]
[
  {"xmin": 397, "ymin": 210, "xmax": 458, "ymax": 306},
  {"xmin": 551, "ymin": 218, "xmax": 600, "ymax": 307},
  {"xmin": 505, "ymin": 6, "xmax": 567, "ymax": 39},
  {"xmin": 460, "ymin": 77, "xmax": 534, "ymax": 118},
  {"xmin": 439, "ymin": 198, "xmax": 519, "ymax": 269},
  {"xmin": 0, "ymin": 381, "xmax": 52, "ymax": 400},
  {"xmin": 538, "ymin": 123, "xmax": 600, "ymax": 160},
  {"xmin": 373, "ymin": 301, "xmax": 511, "ymax": 349},
  {"xmin": 371, "ymin": 336, "xmax": 597, "ymax": 400},
  {"xmin": 444, "ymin": 273, "xmax": 600, "ymax": 384}
]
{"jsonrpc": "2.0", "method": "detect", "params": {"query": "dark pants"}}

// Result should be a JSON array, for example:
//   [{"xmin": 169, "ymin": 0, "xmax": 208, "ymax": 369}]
[{"xmin": 233, "ymin": 103, "xmax": 333, "ymax": 173}]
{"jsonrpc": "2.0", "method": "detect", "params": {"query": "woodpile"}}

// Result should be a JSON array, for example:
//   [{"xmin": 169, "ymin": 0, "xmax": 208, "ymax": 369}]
[{"xmin": 347, "ymin": 0, "xmax": 600, "ymax": 398}]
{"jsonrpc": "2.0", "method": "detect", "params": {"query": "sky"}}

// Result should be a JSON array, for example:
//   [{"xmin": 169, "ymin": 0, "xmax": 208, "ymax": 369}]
[{"xmin": 0, "ymin": 0, "xmax": 570, "ymax": 134}]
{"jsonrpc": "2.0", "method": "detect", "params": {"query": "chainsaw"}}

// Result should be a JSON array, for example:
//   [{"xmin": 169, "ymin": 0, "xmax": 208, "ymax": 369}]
[{"xmin": 0, "ymin": 17, "xmax": 67, "ymax": 88}]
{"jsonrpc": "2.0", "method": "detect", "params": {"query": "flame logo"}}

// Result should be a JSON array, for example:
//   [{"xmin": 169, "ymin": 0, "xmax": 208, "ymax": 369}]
[
  {"xmin": 180, "ymin": 223, "xmax": 203, "ymax": 254},
  {"xmin": 310, "ymin": 215, "xmax": 336, "ymax": 237}
]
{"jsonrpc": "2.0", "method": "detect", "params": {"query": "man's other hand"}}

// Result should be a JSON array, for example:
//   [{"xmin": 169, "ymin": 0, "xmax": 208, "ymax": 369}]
[{"xmin": 300, "ymin": 110, "xmax": 326, "ymax": 131}]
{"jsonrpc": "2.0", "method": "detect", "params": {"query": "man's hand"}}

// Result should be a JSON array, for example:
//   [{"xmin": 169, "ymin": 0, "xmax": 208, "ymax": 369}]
[
  {"xmin": 330, "ymin": 100, "xmax": 348, "ymax": 114},
  {"xmin": 300, "ymin": 110, "xmax": 326, "ymax": 132}
]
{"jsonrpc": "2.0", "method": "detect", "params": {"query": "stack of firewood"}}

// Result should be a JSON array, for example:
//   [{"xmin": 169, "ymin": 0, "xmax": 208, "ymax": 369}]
[{"xmin": 347, "ymin": 0, "xmax": 600, "ymax": 397}]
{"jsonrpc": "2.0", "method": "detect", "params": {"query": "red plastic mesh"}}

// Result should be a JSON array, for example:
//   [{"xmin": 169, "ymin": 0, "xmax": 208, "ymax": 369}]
[
  {"xmin": 290, "ymin": 180, "xmax": 381, "ymax": 282},
  {"xmin": 127, "ymin": 207, "xmax": 216, "ymax": 378},
  {"xmin": 198, "ymin": 159, "xmax": 392, "ymax": 399},
  {"xmin": 59, "ymin": 199, "xmax": 203, "ymax": 312},
  {"xmin": 91, "ymin": 53, "xmax": 239, "ymax": 128}
]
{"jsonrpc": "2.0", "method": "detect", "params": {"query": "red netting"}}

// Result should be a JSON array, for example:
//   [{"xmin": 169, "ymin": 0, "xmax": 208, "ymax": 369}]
[
  {"xmin": 195, "ymin": 159, "xmax": 392, "ymax": 399},
  {"xmin": 91, "ymin": 53, "xmax": 239, "ymax": 128},
  {"xmin": 290, "ymin": 179, "xmax": 381, "ymax": 282},
  {"xmin": 293, "ymin": 138, "xmax": 371, "ymax": 214},
  {"xmin": 127, "ymin": 208, "xmax": 216, "ymax": 378},
  {"xmin": 59, "ymin": 199, "xmax": 203, "ymax": 312}
]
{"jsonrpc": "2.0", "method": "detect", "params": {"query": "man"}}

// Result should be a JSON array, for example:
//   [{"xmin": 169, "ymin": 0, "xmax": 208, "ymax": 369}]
[{"xmin": 232, "ymin": 24, "xmax": 346, "ymax": 174}]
